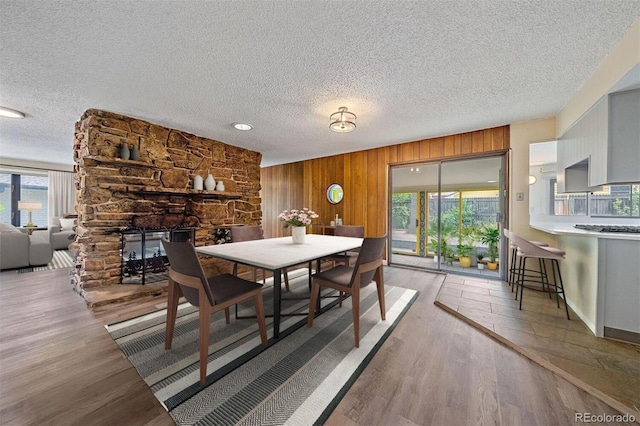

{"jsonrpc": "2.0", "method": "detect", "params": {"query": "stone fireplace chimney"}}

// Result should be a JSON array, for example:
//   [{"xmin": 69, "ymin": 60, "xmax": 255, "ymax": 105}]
[{"xmin": 72, "ymin": 109, "xmax": 262, "ymax": 301}]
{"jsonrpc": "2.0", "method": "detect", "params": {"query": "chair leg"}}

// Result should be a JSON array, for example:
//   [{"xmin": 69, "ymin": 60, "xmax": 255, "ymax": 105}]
[
  {"xmin": 307, "ymin": 280, "xmax": 321, "ymax": 326},
  {"xmin": 352, "ymin": 284, "xmax": 360, "ymax": 348},
  {"xmin": 165, "ymin": 278, "xmax": 180, "ymax": 350},
  {"xmin": 224, "ymin": 307, "xmax": 230, "ymax": 324},
  {"xmin": 199, "ymin": 309, "xmax": 211, "ymax": 385},
  {"xmin": 338, "ymin": 291, "xmax": 343, "ymax": 307},
  {"xmin": 552, "ymin": 259, "xmax": 570, "ymax": 320},
  {"xmin": 518, "ymin": 257, "xmax": 527, "ymax": 310},
  {"xmin": 253, "ymin": 293, "xmax": 268, "ymax": 345},
  {"xmin": 375, "ymin": 267, "xmax": 386, "ymax": 321}
]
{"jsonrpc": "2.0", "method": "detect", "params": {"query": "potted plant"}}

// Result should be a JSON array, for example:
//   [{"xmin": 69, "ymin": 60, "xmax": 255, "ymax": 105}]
[
  {"xmin": 459, "ymin": 225, "xmax": 480, "ymax": 266},
  {"xmin": 477, "ymin": 252, "xmax": 485, "ymax": 269},
  {"xmin": 427, "ymin": 223, "xmax": 456, "ymax": 263},
  {"xmin": 487, "ymin": 246, "xmax": 499, "ymax": 270},
  {"xmin": 456, "ymin": 244, "xmax": 473, "ymax": 267},
  {"xmin": 480, "ymin": 225, "xmax": 500, "ymax": 254}
]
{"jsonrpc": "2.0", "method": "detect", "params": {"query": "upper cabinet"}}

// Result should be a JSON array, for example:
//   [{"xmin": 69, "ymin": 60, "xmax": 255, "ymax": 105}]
[
  {"xmin": 607, "ymin": 89, "xmax": 640, "ymax": 184},
  {"xmin": 557, "ymin": 88, "xmax": 640, "ymax": 192}
]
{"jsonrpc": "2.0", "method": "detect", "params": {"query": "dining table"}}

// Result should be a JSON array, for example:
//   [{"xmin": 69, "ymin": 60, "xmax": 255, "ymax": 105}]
[{"xmin": 195, "ymin": 233, "xmax": 364, "ymax": 338}]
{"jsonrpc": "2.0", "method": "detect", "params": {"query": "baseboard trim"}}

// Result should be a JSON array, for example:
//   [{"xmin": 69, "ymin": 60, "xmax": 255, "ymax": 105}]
[{"xmin": 604, "ymin": 327, "xmax": 640, "ymax": 345}]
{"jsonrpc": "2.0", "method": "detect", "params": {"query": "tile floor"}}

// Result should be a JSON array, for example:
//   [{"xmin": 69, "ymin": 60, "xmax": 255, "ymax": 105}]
[{"xmin": 434, "ymin": 273, "xmax": 640, "ymax": 417}]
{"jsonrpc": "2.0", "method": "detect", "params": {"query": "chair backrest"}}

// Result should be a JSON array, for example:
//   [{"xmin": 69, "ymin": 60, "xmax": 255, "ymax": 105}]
[
  {"xmin": 350, "ymin": 236, "xmax": 386, "ymax": 288},
  {"xmin": 510, "ymin": 232, "xmax": 563, "ymax": 259},
  {"xmin": 230, "ymin": 225, "xmax": 264, "ymax": 242},
  {"xmin": 161, "ymin": 239, "xmax": 215, "ymax": 307},
  {"xmin": 335, "ymin": 225, "xmax": 365, "ymax": 238}
]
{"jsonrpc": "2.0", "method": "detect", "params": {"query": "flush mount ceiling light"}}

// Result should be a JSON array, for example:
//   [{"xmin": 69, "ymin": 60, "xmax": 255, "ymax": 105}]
[
  {"xmin": 232, "ymin": 122, "xmax": 252, "ymax": 131},
  {"xmin": 0, "ymin": 106, "xmax": 25, "ymax": 118},
  {"xmin": 329, "ymin": 106, "xmax": 356, "ymax": 133}
]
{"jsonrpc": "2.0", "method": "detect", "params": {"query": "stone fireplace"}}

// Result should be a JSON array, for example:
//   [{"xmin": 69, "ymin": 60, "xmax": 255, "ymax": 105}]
[{"xmin": 72, "ymin": 109, "xmax": 262, "ymax": 301}]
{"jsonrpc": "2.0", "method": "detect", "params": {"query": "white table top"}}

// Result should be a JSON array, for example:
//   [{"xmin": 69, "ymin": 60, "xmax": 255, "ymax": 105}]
[{"xmin": 195, "ymin": 234, "xmax": 364, "ymax": 270}]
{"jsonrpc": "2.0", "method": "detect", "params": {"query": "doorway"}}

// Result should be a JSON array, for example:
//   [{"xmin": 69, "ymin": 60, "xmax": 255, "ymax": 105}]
[{"xmin": 389, "ymin": 156, "xmax": 506, "ymax": 279}]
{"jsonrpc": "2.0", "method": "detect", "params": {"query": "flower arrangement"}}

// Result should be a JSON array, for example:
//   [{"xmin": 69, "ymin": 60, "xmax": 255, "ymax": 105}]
[{"xmin": 278, "ymin": 208, "xmax": 319, "ymax": 228}]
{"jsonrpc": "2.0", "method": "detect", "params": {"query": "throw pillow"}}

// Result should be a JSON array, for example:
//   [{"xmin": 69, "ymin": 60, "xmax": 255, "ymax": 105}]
[{"xmin": 59, "ymin": 218, "xmax": 76, "ymax": 231}]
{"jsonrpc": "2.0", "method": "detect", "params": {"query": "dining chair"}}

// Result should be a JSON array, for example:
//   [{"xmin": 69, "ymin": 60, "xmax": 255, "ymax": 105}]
[
  {"xmin": 230, "ymin": 224, "xmax": 290, "ymax": 291},
  {"xmin": 324, "ymin": 225, "xmax": 365, "ymax": 267},
  {"xmin": 161, "ymin": 239, "xmax": 268, "ymax": 385},
  {"xmin": 307, "ymin": 235, "xmax": 386, "ymax": 347}
]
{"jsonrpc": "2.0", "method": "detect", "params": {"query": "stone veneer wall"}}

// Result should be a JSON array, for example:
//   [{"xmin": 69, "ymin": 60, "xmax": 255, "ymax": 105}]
[{"xmin": 72, "ymin": 109, "xmax": 262, "ymax": 293}]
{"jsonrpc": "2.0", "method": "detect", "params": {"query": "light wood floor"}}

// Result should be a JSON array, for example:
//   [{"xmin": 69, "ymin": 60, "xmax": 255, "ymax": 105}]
[
  {"xmin": 434, "ymin": 274, "xmax": 640, "ymax": 418},
  {"xmin": 0, "ymin": 267, "xmax": 636, "ymax": 425}
]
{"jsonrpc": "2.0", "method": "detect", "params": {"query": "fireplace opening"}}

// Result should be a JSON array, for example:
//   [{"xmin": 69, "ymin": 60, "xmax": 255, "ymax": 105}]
[{"xmin": 120, "ymin": 227, "xmax": 195, "ymax": 284}]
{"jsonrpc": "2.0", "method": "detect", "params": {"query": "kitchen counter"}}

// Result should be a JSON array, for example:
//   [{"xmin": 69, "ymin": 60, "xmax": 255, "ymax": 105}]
[
  {"xmin": 531, "ymin": 221, "xmax": 640, "ymax": 344},
  {"xmin": 530, "ymin": 221, "xmax": 640, "ymax": 240}
]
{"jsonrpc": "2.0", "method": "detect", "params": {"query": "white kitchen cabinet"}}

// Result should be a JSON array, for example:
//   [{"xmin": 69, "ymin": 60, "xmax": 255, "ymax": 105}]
[{"xmin": 557, "ymin": 88, "xmax": 639, "ymax": 192}]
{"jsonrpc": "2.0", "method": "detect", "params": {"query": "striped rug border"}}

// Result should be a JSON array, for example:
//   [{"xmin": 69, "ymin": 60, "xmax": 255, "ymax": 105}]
[{"xmin": 107, "ymin": 275, "xmax": 418, "ymax": 425}]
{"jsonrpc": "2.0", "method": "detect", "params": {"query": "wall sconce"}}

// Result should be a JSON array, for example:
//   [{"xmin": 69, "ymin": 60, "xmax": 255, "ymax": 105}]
[
  {"xmin": 529, "ymin": 175, "xmax": 537, "ymax": 185},
  {"xmin": 410, "ymin": 167, "xmax": 421, "ymax": 173},
  {"xmin": 18, "ymin": 200, "xmax": 42, "ymax": 227},
  {"xmin": 329, "ymin": 107, "xmax": 356, "ymax": 133}
]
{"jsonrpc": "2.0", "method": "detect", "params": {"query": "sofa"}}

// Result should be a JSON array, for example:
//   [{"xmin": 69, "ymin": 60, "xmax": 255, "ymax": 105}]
[
  {"xmin": 50, "ymin": 216, "xmax": 76, "ymax": 250},
  {"xmin": 0, "ymin": 223, "xmax": 53, "ymax": 270}
]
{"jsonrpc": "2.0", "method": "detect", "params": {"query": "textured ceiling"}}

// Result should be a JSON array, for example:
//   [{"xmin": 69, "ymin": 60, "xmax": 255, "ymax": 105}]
[{"xmin": 0, "ymin": 1, "xmax": 639, "ymax": 168}]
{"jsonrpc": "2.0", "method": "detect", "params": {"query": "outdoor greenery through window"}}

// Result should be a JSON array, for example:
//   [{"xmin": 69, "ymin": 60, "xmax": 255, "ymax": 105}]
[
  {"xmin": 590, "ymin": 184, "xmax": 639, "ymax": 217},
  {"xmin": 552, "ymin": 181, "xmax": 639, "ymax": 217},
  {"xmin": 392, "ymin": 189, "xmax": 500, "ymax": 255}
]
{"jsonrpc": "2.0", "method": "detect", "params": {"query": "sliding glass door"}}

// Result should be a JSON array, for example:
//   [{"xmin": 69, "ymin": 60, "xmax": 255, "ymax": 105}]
[{"xmin": 390, "ymin": 156, "xmax": 505, "ymax": 279}]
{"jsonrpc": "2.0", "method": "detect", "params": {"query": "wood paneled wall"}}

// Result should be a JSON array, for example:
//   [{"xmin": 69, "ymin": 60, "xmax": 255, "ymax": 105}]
[{"xmin": 260, "ymin": 126, "xmax": 509, "ymax": 239}]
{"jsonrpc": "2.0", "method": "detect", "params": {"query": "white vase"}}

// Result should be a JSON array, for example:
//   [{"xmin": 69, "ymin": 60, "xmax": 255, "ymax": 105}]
[
  {"xmin": 215, "ymin": 180, "xmax": 225, "ymax": 191},
  {"xmin": 291, "ymin": 226, "xmax": 306, "ymax": 244},
  {"xmin": 193, "ymin": 175, "xmax": 203, "ymax": 190},
  {"xmin": 204, "ymin": 174, "xmax": 216, "ymax": 190}
]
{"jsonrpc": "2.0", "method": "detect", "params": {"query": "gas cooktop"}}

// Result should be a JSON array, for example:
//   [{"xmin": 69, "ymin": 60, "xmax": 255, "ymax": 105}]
[{"xmin": 574, "ymin": 224, "xmax": 640, "ymax": 233}]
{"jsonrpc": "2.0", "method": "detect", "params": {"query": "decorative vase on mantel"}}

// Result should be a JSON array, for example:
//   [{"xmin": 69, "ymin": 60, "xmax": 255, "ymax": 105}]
[
  {"xmin": 119, "ymin": 143, "xmax": 130, "ymax": 160},
  {"xmin": 215, "ymin": 180, "xmax": 225, "ymax": 192},
  {"xmin": 130, "ymin": 144, "xmax": 140, "ymax": 161},
  {"xmin": 193, "ymin": 174, "xmax": 203, "ymax": 190},
  {"xmin": 204, "ymin": 174, "xmax": 216, "ymax": 190},
  {"xmin": 291, "ymin": 226, "xmax": 306, "ymax": 244}
]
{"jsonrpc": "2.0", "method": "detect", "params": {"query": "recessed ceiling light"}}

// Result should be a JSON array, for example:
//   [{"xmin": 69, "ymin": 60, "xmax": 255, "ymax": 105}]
[
  {"xmin": 232, "ymin": 122, "xmax": 252, "ymax": 131},
  {"xmin": 487, "ymin": 180, "xmax": 497, "ymax": 183},
  {"xmin": 0, "ymin": 106, "xmax": 25, "ymax": 118}
]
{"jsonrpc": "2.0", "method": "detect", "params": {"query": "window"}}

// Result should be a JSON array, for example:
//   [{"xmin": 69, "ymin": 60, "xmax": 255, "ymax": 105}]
[
  {"xmin": 550, "ymin": 179, "xmax": 587, "ymax": 216},
  {"xmin": 590, "ymin": 184, "xmax": 640, "ymax": 217},
  {"xmin": 0, "ymin": 173, "xmax": 49, "ymax": 226}
]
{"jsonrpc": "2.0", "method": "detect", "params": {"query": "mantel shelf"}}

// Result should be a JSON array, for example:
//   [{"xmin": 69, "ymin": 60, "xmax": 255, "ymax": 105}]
[
  {"xmin": 84, "ymin": 155, "xmax": 151, "ymax": 168},
  {"xmin": 97, "ymin": 183, "xmax": 242, "ymax": 199},
  {"xmin": 135, "ymin": 188, "xmax": 242, "ymax": 199}
]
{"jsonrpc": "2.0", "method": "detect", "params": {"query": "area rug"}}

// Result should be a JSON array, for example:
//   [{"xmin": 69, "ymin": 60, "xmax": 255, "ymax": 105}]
[
  {"xmin": 106, "ymin": 272, "xmax": 418, "ymax": 425},
  {"xmin": 17, "ymin": 250, "xmax": 74, "ymax": 273}
]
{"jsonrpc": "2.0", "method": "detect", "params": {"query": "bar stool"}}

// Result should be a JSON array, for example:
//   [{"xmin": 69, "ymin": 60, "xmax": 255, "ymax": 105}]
[
  {"xmin": 504, "ymin": 229, "xmax": 549, "ymax": 293},
  {"xmin": 510, "ymin": 232, "xmax": 570, "ymax": 320}
]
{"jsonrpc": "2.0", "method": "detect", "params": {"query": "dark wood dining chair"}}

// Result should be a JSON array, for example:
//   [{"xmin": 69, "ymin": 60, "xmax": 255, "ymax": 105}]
[
  {"xmin": 324, "ymin": 225, "xmax": 365, "ymax": 267},
  {"xmin": 230, "ymin": 225, "xmax": 290, "ymax": 291},
  {"xmin": 161, "ymin": 239, "xmax": 268, "ymax": 385},
  {"xmin": 307, "ymin": 235, "xmax": 386, "ymax": 347}
]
